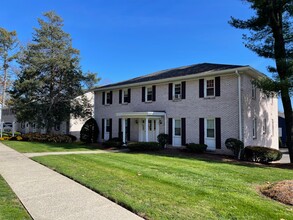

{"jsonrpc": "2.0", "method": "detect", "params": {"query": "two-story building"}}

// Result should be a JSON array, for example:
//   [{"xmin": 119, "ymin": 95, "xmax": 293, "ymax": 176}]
[{"xmin": 94, "ymin": 63, "xmax": 278, "ymax": 154}]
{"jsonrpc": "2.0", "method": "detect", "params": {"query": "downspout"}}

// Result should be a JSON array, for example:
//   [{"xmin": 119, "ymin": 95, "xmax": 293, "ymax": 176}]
[{"xmin": 235, "ymin": 70, "xmax": 243, "ymax": 141}]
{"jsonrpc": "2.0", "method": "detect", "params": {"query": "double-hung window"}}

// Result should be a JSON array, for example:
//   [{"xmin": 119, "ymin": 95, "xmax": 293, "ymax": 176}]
[
  {"xmin": 174, "ymin": 119, "xmax": 181, "ymax": 136},
  {"xmin": 106, "ymin": 119, "xmax": 111, "ymax": 132},
  {"xmin": 174, "ymin": 83, "xmax": 181, "ymax": 99},
  {"xmin": 253, "ymin": 117, "xmax": 257, "ymax": 139},
  {"xmin": 206, "ymin": 119, "xmax": 215, "ymax": 138},
  {"xmin": 252, "ymin": 84, "xmax": 256, "ymax": 99},
  {"xmin": 205, "ymin": 79, "xmax": 215, "ymax": 97},
  {"xmin": 106, "ymin": 91, "xmax": 111, "ymax": 105},
  {"xmin": 123, "ymin": 89, "xmax": 129, "ymax": 103},
  {"xmin": 146, "ymin": 87, "xmax": 153, "ymax": 102}
]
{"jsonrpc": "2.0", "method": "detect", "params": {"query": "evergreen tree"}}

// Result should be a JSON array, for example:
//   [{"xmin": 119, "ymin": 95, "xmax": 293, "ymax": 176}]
[
  {"xmin": 229, "ymin": 0, "xmax": 293, "ymax": 163},
  {"xmin": 11, "ymin": 11, "xmax": 98, "ymax": 133},
  {"xmin": 0, "ymin": 28, "xmax": 18, "ymax": 108}
]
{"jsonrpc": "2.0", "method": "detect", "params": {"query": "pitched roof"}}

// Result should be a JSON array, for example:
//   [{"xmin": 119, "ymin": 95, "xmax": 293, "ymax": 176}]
[{"xmin": 100, "ymin": 62, "xmax": 247, "ymax": 89}]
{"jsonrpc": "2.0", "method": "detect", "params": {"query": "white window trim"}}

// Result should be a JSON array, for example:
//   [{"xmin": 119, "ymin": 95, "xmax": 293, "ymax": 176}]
[
  {"xmin": 173, "ymin": 82, "xmax": 182, "ymax": 100},
  {"xmin": 204, "ymin": 78, "xmax": 215, "ymax": 98},
  {"xmin": 122, "ymin": 89, "xmax": 129, "ymax": 104},
  {"xmin": 145, "ymin": 86, "xmax": 153, "ymax": 102},
  {"xmin": 253, "ymin": 117, "xmax": 257, "ymax": 139},
  {"xmin": 205, "ymin": 118, "xmax": 215, "ymax": 139},
  {"xmin": 105, "ymin": 91, "xmax": 111, "ymax": 105}
]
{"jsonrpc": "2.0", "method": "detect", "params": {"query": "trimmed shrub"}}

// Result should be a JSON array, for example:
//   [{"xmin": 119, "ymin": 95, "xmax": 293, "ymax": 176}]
[
  {"xmin": 80, "ymin": 118, "xmax": 99, "ymax": 143},
  {"xmin": 20, "ymin": 133, "xmax": 72, "ymax": 143},
  {"xmin": 157, "ymin": 133, "xmax": 169, "ymax": 147},
  {"xmin": 243, "ymin": 146, "xmax": 282, "ymax": 163},
  {"xmin": 186, "ymin": 143, "xmax": 207, "ymax": 153},
  {"xmin": 66, "ymin": 134, "xmax": 77, "ymax": 142},
  {"xmin": 103, "ymin": 137, "xmax": 123, "ymax": 148},
  {"xmin": 127, "ymin": 142, "xmax": 161, "ymax": 151},
  {"xmin": 225, "ymin": 138, "xmax": 244, "ymax": 159}
]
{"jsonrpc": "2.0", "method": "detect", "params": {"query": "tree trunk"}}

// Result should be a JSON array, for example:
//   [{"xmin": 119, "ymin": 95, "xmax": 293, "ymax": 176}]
[{"xmin": 2, "ymin": 61, "xmax": 7, "ymax": 108}]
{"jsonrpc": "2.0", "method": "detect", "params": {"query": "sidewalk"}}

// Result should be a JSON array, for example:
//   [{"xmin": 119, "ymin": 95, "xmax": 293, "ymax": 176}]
[{"xmin": 0, "ymin": 143, "xmax": 142, "ymax": 220}]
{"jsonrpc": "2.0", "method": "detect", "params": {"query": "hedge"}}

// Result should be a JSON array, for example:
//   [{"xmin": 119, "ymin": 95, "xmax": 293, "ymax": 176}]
[
  {"xmin": 186, "ymin": 143, "xmax": 207, "ymax": 153},
  {"xmin": 243, "ymin": 146, "xmax": 282, "ymax": 163},
  {"xmin": 127, "ymin": 142, "xmax": 162, "ymax": 151}
]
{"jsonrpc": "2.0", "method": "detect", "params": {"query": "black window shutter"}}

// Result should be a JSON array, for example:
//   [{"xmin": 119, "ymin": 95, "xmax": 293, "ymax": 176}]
[
  {"xmin": 199, "ymin": 79, "xmax": 204, "ymax": 98},
  {"xmin": 118, "ymin": 119, "xmax": 122, "ymax": 140},
  {"xmin": 199, "ymin": 118, "xmax": 204, "ymax": 144},
  {"xmin": 128, "ymin": 88, "xmax": 131, "ymax": 103},
  {"xmin": 168, "ymin": 83, "xmax": 173, "ymax": 100},
  {"xmin": 215, "ymin": 77, "xmax": 220, "ymax": 97},
  {"xmin": 142, "ymin": 87, "xmax": 145, "ymax": 102},
  {"xmin": 109, "ymin": 118, "xmax": 112, "ymax": 139},
  {"xmin": 152, "ymin": 85, "xmax": 156, "ymax": 101},
  {"xmin": 119, "ymin": 90, "xmax": 122, "ymax": 104},
  {"xmin": 168, "ymin": 118, "xmax": 173, "ymax": 145},
  {"xmin": 216, "ymin": 118, "xmax": 221, "ymax": 149},
  {"xmin": 101, "ymin": 119, "xmax": 105, "ymax": 139},
  {"xmin": 102, "ymin": 92, "xmax": 105, "ymax": 105},
  {"xmin": 109, "ymin": 91, "xmax": 113, "ymax": 104},
  {"xmin": 127, "ymin": 118, "xmax": 131, "ymax": 141},
  {"xmin": 181, "ymin": 81, "xmax": 186, "ymax": 99},
  {"xmin": 181, "ymin": 118, "xmax": 186, "ymax": 146}
]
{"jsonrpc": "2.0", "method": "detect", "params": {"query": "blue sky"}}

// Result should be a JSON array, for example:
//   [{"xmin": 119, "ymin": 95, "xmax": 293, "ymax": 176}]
[{"xmin": 1, "ymin": 0, "xmax": 288, "ymax": 110}]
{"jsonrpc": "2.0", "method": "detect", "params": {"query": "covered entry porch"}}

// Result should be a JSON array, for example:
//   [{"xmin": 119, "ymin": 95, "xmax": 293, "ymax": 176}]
[{"xmin": 116, "ymin": 112, "xmax": 166, "ymax": 144}]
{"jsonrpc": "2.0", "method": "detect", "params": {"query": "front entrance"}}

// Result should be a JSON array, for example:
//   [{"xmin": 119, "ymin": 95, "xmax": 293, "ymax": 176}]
[
  {"xmin": 205, "ymin": 118, "xmax": 215, "ymax": 150},
  {"xmin": 173, "ymin": 119, "xmax": 182, "ymax": 146},
  {"xmin": 139, "ymin": 119, "xmax": 159, "ymax": 142}
]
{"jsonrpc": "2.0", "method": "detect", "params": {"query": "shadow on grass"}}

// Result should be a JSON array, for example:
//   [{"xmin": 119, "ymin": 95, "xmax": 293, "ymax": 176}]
[{"xmin": 126, "ymin": 148, "xmax": 293, "ymax": 170}]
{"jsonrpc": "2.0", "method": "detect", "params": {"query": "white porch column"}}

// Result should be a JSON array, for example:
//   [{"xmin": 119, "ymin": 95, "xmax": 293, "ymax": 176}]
[
  {"xmin": 122, "ymin": 118, "xmax": 126, "ymax": 145},
  {"xmin": 145, "ymin": 117, "xmax": 149, "ymax": 142},
  {"xmin": 155, "ymin": 119, "xmax": 159, "ymax": 140}
]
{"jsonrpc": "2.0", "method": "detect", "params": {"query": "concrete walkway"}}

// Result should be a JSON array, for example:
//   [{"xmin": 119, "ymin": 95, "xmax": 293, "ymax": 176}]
[{"xmin": 0, "ymin": 143, "xmax": 142, "ymax": 220}]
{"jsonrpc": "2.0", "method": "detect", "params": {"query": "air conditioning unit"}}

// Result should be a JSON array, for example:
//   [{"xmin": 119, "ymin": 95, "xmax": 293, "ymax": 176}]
[{"xmin": 174, "ymin": 94, "xmax": 181, "ymax": 100}]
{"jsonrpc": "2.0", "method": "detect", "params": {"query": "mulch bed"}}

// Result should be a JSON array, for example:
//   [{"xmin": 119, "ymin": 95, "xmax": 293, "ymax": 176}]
[{"xmin": 261, "ymin": 180, "xmax": 293, "ymax": 206}]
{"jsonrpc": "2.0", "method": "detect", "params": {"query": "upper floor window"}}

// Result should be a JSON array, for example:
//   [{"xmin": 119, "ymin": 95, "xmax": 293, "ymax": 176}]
[
  {"xmin": 142, "ymin": 86, "xmax": 156, "ymax": 102},
  {"xmin": 123, "ymin": 89, "xmax": 129, "ymax": 103},
  {"xmin": 262, "ymin": 118, "xmax": 267, "ymax": 134},
  {"xmin": 168, "ymin": 82, "xmax": 185, "ymax": 100},
  {"xmin": 102, "ymin": 91, "xmax": 113, "ymax": 105},
  {"xmin": 252, "ymin": 84, "xmax": 256, "ymax": 99},
  {"xmin": 146, "ymin": 87, "xmax": 153, "ymax": 102},
  {"xmin": 199, "ymin": 77, "xmax": 220, "ymax": 98},
  {"xmin": 205, "ymin": 79, "xmax": 215, "ymax": 97},
  {"xmin": 174, "ymin": 83, "xmax": 181, "ymax": 99}
]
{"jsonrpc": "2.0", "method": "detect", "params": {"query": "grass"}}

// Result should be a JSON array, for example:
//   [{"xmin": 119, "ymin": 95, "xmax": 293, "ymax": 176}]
[
  {"xmin": 33, "ymin": 153, "xmax": 293, "ymax": 220},
  {"xmin": 0, "ymin": 175, "xmax": 31, "ymax": 220},
  {"xmin": 2, "ymin": 141, "xmax": 100, "ymax": 153}
]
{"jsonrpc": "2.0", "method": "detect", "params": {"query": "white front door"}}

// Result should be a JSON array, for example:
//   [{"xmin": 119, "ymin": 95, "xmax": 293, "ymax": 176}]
[
  {"xmin": 173, "ymin": 119, "xmax": 181, "ymax": 147},
  {"xmin": 139, "ymin": 119, "xmax": 158, "ymax": 142},
  {"xmin": 205, "ymin": 118, "xmax": 215, "ymax": 150}
]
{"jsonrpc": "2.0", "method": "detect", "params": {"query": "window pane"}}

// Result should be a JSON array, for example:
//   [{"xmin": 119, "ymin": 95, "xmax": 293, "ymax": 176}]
[
  {"xmin": 207, "ymin": 119, "xmax": 214, "ymax": 129},
  {"xmin": 206, "ymin": 119, "xmax": 214, "ymax": 138},
  {"xmin": 207, "ymin": 88, "xmax": 214, "ymax": 96},
  {"xmin": 123, "ymin": 90, "xmax": 129, "ymax": 103},
  {"xmin": 106, "ymin": 92, "xmax": 111, "ymax": 103},
  {"xmin": 106, "ymin": 119, "xmax": 110, "ymax": 132},
  {"xmin": 175, "ymin": 119, "xmax": 181, "ymax": 135},
  {"xmin": 207, "ymin": 129, "xmax": 214, "ymax": 138},
  {"xmin": 147, "ymin": 87, "xmax": 153, "ymax": 101},
  {"xmin": 175, "ymin": 84, "xmax": 181, "ymax": 95},
  {"xmin": 206, "ymin": 80, "xmax": 214, "ymax": 96}
]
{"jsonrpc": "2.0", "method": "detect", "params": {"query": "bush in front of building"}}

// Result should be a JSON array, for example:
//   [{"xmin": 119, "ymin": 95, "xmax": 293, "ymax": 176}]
[
  {"xmin": 103, "ymin": 137, "xmax": 123, "ymax": 148},
  {"xmin": 127, "ymin": 142, "xmax": 162, "ymax": 151},
  {"xmin": 157, "ymin": 133, "xmax": 169, "ymax": 147},
  {"xmin": 186, "ymin": 143, "xmax": 207, "ymax": 153},
  {"xmin": 80, "ymin": 118, "xmax": 99, "ymax": 143},
  {"xmin": 243, "ymin": 146, "xmax": 282, "ymax": 163},
  {"xmin": 225, "ymin": 138, "xmax": 244, "ymax": 159},
  {"xmin": 20, "ymin": 133, "xmax": 72, "ymax": 143}
]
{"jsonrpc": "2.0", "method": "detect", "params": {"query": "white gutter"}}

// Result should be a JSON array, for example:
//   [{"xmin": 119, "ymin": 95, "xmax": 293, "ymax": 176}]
[{"xmin": 235, "ymin": 70, "xmax": 243, "ymax": 141}]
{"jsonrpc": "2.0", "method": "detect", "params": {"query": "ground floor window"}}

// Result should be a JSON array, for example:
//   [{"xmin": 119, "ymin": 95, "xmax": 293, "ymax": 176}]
[
  {"xmin": 206, "ymin": 118, "xmax": 215, "ymax": 138},
  {"xmin": 253, "ymin": 117, "xmax": 257, "ymax": 139}
]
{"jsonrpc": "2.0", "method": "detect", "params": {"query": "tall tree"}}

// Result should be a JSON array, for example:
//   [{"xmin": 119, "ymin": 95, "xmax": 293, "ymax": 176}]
[
  {"xmin": 11, "ymin": 11, "xmax": 98, "ymax": 133},
  {"xmin": 0, "ymin": 28, "xmax": 18, "ymax": 109},
  {"xmin": 229, "ymin": 0, "xmax": 293, "ymax": 162}
]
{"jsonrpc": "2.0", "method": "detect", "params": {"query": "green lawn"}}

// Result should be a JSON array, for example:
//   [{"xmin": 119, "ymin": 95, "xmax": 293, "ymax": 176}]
[
  {"xmin": 0, "ymin": 175, "xmax": 31, "ymax": 220},
  {"xmin": 2, "ymin": 141, "xmax": 100, "ymax": 153},
  {"xmin": 33, "ymin": 153, "xmax": 293, "ymax": 220}
]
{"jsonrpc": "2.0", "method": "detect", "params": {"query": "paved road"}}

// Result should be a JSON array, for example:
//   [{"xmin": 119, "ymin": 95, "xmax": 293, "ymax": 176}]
[{"xmin": 0, "ymin": 143, "xmax": 142, "ymax": 220}]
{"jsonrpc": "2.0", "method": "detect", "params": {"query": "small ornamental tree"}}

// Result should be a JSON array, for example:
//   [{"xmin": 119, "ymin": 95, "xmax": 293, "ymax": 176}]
[
  {"xmin": 80, "ymin": 118, "xmax": 99, "ymax": 143},
  {"xmin": 225, "ymin": 138, "xmax": 244, "ymax": 159}
]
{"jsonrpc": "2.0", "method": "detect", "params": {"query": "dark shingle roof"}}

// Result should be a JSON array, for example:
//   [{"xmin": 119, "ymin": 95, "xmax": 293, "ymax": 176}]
[{"xmin": 100, "ymin": 63, "xmax": 246, "ymax": 89}]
